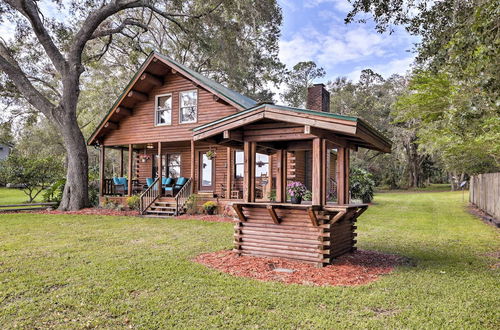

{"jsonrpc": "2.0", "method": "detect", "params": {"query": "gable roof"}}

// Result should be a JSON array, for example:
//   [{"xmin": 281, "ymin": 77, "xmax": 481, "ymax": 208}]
[
  {"xmin": 155, "ymin": 53, "xmax": 257, "ymax": 109},
  {"xmin": 88, "ymin": 52, "xmax": 257, "ymax": 145},
  {"xmin": 193, "ymin": 103, "xmax": 392, "ymax": 153}
]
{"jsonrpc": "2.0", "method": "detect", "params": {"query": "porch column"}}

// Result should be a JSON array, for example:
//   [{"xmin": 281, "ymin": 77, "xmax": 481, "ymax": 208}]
[
  {"xmin": 275, "ymin": 149, "xmax": 287, "ymax": 203},
  {"xmin": 127, "ymin": 144, "xmax": 133, "ymax": 196},
  {"xmin": 157, "ymin": 141, "xmax": 162, "ymax": 192},
  {"xmin": 337, "ymin": 147, "xmax": 350, "ymax": 204},
  {"xmin": 190, "ymin": 139, "xmax": 195, "ymax": 180},
  {"xmin": 119, "ymin": 148, "xmax": 124, "ymax": 177},
  {"xmin": 243, "ymin": 141, "xmax": 256, "ymax": 202},
  {"xmin": 99, "ymin": 145, "xmax": 105, "ymax": 197},
  {"xmin": 312, "ymin": 138, "xmax": 326, "ymax": 206},
  {"xmin": 226, "ymin": 147, "xmax": 232, "ymax": 199}
]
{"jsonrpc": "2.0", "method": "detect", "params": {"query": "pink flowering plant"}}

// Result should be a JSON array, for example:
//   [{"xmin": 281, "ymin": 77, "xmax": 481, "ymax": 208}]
[{"xmin": 286, "ymin": 181, "xmax": 307, "ymax": 198}]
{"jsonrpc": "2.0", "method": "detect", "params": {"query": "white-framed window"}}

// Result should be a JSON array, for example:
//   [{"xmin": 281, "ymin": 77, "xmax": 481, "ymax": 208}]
[
  {"xmin": 235, "ymin": 150, "xmax": 244, "ymax": 179},
  {"xmin": 179, "ymin": 90, "xmax": 198, "ymax": 124},
  {"xmin": 155, "ymin": 93, "xmax": 172, "ymax": 126}
]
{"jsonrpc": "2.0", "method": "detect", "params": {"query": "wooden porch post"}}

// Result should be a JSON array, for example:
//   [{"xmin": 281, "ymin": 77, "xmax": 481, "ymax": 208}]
[
  {"xmin": 226, "ymin": 147, "xmax": 232, "ymax": 199},
  {"xmin": 190, "ymin": 139, "xmax": 195, "ymax": 180},
  {"xmin": 157, "ymin": 141, "xmax": 162, "ymax": 192},
  {"xmin": 243, "ymin": 141, "xmax": 256, "ymax": 202},
  {"xmin": 275, "ymin": 149, "xmax": 287, "ymax": 203},
  {"xmin": 312, "ymin": 138, "xmax": 325, "ymax": 206},
  {"xmin": 127, "ymin": 144, "xmax": 133, "ymax": 196},
  {"xmin": 119, "ymin": 148, "xmax": 124, "ymax": 177},
  {"xmin": 99, "ymin": 145, "xmax": 105, "ymax": 197},
  {"xmin": 337, "ymin": 147, "xmax": 350, "ymax": 204}
]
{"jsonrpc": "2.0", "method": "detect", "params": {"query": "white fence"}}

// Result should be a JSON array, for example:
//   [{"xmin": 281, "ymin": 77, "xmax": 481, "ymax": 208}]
[{"xmin": 470, "ymin": 172, "xmax": 500, "ymax": 220}]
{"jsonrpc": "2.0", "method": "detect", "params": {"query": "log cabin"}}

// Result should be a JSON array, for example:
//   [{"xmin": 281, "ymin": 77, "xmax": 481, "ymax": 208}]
[{"xmin": 88, "ymin": 52, "xmax": 392, "ymax": 266}]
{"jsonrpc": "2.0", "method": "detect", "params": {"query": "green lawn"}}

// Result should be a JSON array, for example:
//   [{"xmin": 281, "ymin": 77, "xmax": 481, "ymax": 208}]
[
  {"xmin": 0, "ymin": 191, "xmax": 498, "ymax": 328},
  {"xmin": 0, "ymin": 187, "xmax": 43, "ymax": 206}
]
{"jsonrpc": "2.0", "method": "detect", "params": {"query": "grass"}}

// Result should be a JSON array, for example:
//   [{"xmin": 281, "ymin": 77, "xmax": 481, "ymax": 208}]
[
  {"xmin": 376, "ymin": 183, "xmax": 452, "ymax": 193},
  {"xmin": 0, "ymin": 191, "xmax": 498, "ymax": 328},
  {"xmin": 0, "ymin": 187, "xmax": 44, "ymax": 210}
]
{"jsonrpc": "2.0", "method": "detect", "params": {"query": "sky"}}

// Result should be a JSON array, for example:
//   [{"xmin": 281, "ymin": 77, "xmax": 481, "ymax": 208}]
[{"xmin": 277, "ymin": 0, "xmax": 419, "ymax": 82}]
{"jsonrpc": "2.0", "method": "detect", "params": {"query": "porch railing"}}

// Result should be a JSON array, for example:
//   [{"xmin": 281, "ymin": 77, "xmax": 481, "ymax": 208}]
[
  {"xmin": 103, "ymin": 179, "xmax": 115, "ymax": 195},
  {"xmin": 139, "ymin": 177, "xmax": 160, "ymax": 215},
  {"xmin": 175, "ymin": 178, "xmax": 193, "ymax": 215}
]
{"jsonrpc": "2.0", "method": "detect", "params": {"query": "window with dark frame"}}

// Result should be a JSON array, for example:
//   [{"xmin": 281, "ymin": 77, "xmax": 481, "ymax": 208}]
[
  {"xmin": 179, "ymin": 90, "xmax": 197, "ymax": 123},
  {"xmin": 155, "ymin": 94, "xmax": 172, "ymax": 125}
]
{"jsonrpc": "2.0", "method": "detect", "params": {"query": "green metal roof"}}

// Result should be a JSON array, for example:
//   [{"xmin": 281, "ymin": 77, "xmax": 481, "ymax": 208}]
[
  {"xmin": 154, "ymin": 52, "xmax": 257, "ymax": 109},
  {"xmin": 193, "ymin": 103, "xmax": 359, "ymax": 132}
]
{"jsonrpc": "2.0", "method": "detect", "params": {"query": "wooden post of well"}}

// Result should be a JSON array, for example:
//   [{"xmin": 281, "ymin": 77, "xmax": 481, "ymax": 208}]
[
  {"xmin": 275, "ymin": 149, "xmax": 287, "ymax": 203},
  {"xmin": 128, "ymin": 144, "xmax": 133, "ymax": 196},
  {"xmin": 337, "ymin": 147, "xmax": 350, "ymax": 204},
  {"xmin": 226, "ymin": 147, "xmax": 232, "ymax": 199},
  {"xmin": 312, "ymin": 138, "xmax": 325, "ymax": 206},
  {"xmin": 99, "ymin": 145, "xmax": 105, "ymax": 197},
  {"xmin": 243, "ymin": 141, "xmax": 256, "ymax": 202}
]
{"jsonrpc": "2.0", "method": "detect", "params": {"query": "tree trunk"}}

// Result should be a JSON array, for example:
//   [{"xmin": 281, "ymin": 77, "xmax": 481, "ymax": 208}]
[{"xmin": 58, "ymin": 113, "xmax": 89, "ymax": 210}]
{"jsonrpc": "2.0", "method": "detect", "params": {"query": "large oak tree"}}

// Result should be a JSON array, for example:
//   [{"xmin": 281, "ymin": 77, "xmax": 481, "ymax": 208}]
[{"xmin": 0, "ymin": 0, "xmax": 282, "ymax": 210}]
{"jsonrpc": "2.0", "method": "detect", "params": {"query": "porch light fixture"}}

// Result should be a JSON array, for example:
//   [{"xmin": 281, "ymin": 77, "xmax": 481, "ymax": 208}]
[{"xmin": 146, "ymin": 143, "xmax": 154, "ymax": 149}]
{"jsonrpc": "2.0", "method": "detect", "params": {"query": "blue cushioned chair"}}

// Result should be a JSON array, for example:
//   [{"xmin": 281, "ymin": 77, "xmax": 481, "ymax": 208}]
[
  {"xmin": 113, "ymin": 177, "xmax": 128, "ymax": 195},
  {"xmin": 146, "ymin": 177, "xmax": 154, "ymax": 187}
]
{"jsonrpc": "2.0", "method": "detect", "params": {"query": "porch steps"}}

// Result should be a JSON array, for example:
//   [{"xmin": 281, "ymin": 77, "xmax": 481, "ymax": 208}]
[{"xmin": 144, "ymin": 201, "xmax": 178, "ymax": 217}]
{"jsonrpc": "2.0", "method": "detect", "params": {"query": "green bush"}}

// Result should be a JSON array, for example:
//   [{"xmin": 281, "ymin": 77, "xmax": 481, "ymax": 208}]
[
  {"xmin": 350, "ymin": 167, "xmax": 375, "ymax": 203},
  {"xmin": 185, "ymin": 194, "xmax": 199, "ymax": 214},
  {"xmin": 303, "ymin": 190, "xmax": 312, "ymax": 201},
  {"xmin": 42, "ymin": 178, "xmax": 66, "ymax": 206},
  {"xmin": 88, "ymin": 180, "xmax": 100, "ymax": 207},
  {"xmin": 126, "ymin": 195, "xmax": 140, "ymax": 210}
]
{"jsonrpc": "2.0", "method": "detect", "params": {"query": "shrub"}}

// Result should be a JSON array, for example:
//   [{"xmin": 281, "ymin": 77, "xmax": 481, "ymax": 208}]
[
  {"xmin": 42, "ymin": 178, "xmax": 66, "ymax": 206},
  {"xmin": 126, "ymin": 195, "xmax": 140, "ymax": 210},
  {"xmin": 185, "ymin": 194, "xmax": 199, "ymax": 214},
  {"xmin": 88, "ymin": 180, "xmax": 100, "ymax": 207},
  {"xmin": 350, "ymin": 167, "xmax": 375, "ymax": 203}
]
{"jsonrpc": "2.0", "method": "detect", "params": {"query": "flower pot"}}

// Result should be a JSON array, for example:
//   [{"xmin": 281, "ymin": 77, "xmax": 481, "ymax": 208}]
[{"xmin": 290, "ymin": 196, "xmax": 302, "ymax": 204}]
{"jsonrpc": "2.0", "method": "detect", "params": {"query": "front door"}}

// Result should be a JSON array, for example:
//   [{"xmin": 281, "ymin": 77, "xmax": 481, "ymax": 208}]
[{"xmin": 199, "ymin": 151, "xmax": 214, "ymax": 191}]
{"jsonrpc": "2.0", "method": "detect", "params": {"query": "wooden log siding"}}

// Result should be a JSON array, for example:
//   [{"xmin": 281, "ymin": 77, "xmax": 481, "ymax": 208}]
[
  {"xmin": 102, "ymin": 73, "xmax": 238, "ymax": 146},
  {"xmin": 233, "ymin": 203, "xmax": 366, "ymax": 266}
]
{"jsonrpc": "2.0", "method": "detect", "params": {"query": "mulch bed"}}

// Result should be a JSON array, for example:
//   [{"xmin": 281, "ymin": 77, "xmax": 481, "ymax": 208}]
[
  {"xmin": 11, "ymin": 207, "xmax": 233, "ymax": 222},
  {"xmin": 194, "ymin": 249, "xmax": 405, "ymax": 286}
]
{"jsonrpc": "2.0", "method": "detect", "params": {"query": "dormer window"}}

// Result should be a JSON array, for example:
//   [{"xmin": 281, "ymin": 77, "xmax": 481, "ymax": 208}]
[
  {"xmin": 179, "ymin": 90, "xmax": 197, "ymax": 123},
  {"xmin": 155, "ymin": 94, "xmax": 172, "ymax": 126}
]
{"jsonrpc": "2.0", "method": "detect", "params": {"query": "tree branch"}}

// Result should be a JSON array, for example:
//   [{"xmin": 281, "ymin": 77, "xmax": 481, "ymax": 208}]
[
  {"xmin": 0, "ymin": 42, "xmax": 55, "ymax": 117},
  {"xmin": 4, "ymin": 0, "xmax": 68, "ymax": 74},
  {"xmin": 90, "ymin": 18, "xmax": 149, "ymax": 39}
]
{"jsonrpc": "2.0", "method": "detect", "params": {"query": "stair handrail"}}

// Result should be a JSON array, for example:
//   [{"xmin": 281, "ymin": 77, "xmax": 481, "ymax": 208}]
[
  {"xmin": 174, "ymin": 178, "xmax": 193, "ymax": 215},
  {"xmin": 139, "ymin": 177, "xmax": 161, "ymax": 215}
]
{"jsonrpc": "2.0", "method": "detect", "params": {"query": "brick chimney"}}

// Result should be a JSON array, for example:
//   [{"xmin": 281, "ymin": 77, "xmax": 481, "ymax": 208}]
[{"xmin": 306, "ymin": 83, "xmax": 330, "ymax": 112}]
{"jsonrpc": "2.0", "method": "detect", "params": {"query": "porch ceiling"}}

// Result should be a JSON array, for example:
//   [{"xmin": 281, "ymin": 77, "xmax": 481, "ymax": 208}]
[{"xmin": 192, "ymin": 104, "xmax": 392, "ymax": 153}]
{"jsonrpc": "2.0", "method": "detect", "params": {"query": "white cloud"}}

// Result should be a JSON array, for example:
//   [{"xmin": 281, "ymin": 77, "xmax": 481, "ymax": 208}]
[
  {"xmin": 304, "ymin": 0, "xmax": 353, "ymax": 12},
  {"xmin": 346, "ymin": 55, "xmax": 415, "ymax": 81},
  {"xmin": 279, "ymin": 25, "xmax": 396, "ymax": 67}
]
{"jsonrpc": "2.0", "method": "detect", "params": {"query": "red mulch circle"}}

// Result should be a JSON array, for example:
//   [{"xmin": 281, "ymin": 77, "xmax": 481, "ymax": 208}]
[{"xmin": 194, "ymin": 249, "xmax": 404, "ymax": 286}]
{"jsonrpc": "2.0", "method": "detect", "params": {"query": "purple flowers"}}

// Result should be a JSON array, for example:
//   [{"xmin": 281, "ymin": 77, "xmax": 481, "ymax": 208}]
[{"xmin": 286, "ymin": 181, "xmax": 307, "ymax": 198}]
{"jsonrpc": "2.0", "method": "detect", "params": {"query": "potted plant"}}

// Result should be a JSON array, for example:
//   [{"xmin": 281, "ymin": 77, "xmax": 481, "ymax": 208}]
[
  {"xmin": 203, "ymin": 201, "xmax": 218, "ymax": 215},
  {"xmin": 287, "ymin": 181, "xmax": 307, "ymax": 204},
  {"xmin": 206, "ymin": 150, "xmax": 216, "ymax": 160}
]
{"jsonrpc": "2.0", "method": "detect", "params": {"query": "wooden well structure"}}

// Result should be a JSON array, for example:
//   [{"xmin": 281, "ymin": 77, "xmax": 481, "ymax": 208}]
[{"xmin": 193, "ymin": 104, "xmax": 391, "ymax": 267}]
